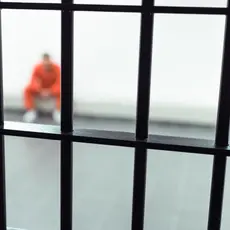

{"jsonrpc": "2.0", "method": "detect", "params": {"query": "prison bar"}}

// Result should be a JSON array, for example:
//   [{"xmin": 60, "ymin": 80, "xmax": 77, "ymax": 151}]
[
  {"xmin": 215, "ymin": 2, "xmax": 230, "ymax": 146},
  {"xmin": 0, "ymin": 1, "xmax": 228, "ymax": 230},
  {"xmin": 207, "ymin": 0, "xmax": 230, "ymax": 229},
  {"xmin": 60, "ymin": 0, "xmax": 74, "ymax": 230},
  {"xmin": 0, "ymin": 121, "xmax": 230, "ymax": 156},
  {"xmin": 0, "ymin": 5, "xmax": 6, "ymax": 230},
  {"xmin": 0, "ymin": 2, "xmax": 227, "ymax": 15},
  {"xmin": 131, "ymin": 1, "xmax": 154, "ymax": 230}
]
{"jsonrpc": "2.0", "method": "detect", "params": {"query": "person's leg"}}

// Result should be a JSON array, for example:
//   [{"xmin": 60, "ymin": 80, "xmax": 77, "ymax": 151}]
[
  {"xmin": 23, "ymin": 86, "xmax": 39, "ymax": 122},
  {"xmin": 55, "ymin": 91, "xmax": 61, "ymax": 111},
  {"xmin": 51, "ymin": 90, "xmax": 61, "ymax": 124}
]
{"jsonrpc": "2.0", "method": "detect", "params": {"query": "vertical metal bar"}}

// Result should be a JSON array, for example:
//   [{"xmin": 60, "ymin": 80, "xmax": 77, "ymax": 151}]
[
  {"xmin": 0, "ymin": 9, "xmax": 6, "ymax": 230},
  {"xmin": 132, "ymin": 1, "xmax": 154, "ymax": 230},
  {"xmin": 60, "ymin": 0, "xmax": 73, "ymax": 230},
  {"xmin": 135, "ymin": 0, "xmax": 154, "ymax": 140},
  {"xmin": 208, "ymin": 2, "xmax": 230, "ymax": 230},
  {"xmin": 132, "ymin": 146, "xmax": 147, "ymax": 230},
  {"xmin": 61, "ymin": 140, "xmax": 72, "ymax": 230},
  {"xmin": 208, "ymin": 156, "xmax": 226, "ymax": 230},
  {"xmin": 0, "ymin": 10, "xmax": 3, "ymax": 125},
  {"xmin": 61, "ymin": 6, "xmax": 73, "ymax": 132},
  {"xmin": 215, "ymin": 3, "xmax": 230, "ymax": 147}
]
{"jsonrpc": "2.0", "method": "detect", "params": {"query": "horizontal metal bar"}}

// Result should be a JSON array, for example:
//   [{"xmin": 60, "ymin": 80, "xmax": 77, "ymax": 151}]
[
  {"xmin": 0, "ymin": 2, "xmax": 227, "ymax": 15},
  {"xmin": 154, "ymin": 6, "xmax": 227, "ymax": 15},
  {"xmin": 0, "ymin": 121, "xmax": 229, "ymax": 155},
  {"xmin": 0, "ymin": 2, "xmax": 63, "ymax": 10},
  {"xmin": 0, "ymin": 2, "xmax": 142, "ymax": 12},
  {"xmin": 64, "ymin": 3, "xmax": 142, "ymax": 12}
]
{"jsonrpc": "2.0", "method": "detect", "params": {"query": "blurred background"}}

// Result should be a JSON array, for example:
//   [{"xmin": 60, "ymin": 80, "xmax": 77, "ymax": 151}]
[
  {"xmin": 2, "ymin": 0, "xmax": 226, "ymax": 127},
  {"xmin": 3, "ymin": 1, "xmax": 230, "ymax": 230}
]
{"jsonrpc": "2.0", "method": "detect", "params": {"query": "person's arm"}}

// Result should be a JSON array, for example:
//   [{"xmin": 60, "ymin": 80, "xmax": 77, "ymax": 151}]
[
  {"xmin": 50, "ymin": 65, "xmax": 61, "ymax": 95},
  {"xmin": 29, "ymin": 65, "xmax": 41, "ymax": 92}
]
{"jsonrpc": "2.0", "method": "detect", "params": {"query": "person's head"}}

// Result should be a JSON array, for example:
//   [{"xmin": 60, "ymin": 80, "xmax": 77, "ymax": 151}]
[{"xmin": 42, "ymin": 53, "xmax": 52, "ymax": 70}]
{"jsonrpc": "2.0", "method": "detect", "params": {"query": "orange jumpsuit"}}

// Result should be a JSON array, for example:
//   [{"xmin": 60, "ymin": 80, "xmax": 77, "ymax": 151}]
[{"xmin": 24, "ymin": 63, "xmax": 61, "ymax": 110}]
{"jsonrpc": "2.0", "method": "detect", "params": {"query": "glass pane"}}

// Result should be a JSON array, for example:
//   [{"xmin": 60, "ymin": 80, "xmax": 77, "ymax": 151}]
[
  {"xmin": 145, "ymin": 150, "xmax": 213, "ymax": 230},
  {"xmin": 74, "ymin": 0, "xmax": 141, "ymax": 5},
  {"xmin": 74, "ymin": 12, "xmax": 140, "ymax": 132},
  {"xmin": 5, "ymin": 136, "xmax": 60, "ymax": 230},
  {"xmin": 155, "ymin": 0, "xmax": 227, "ymax": 7},
  {"xmin": 2, "ymin": 10, "xmax": 61, "ymax": 125},
  {"xmin": 220, "ymin": 158, "xmax": 230, "ymax": 230},
  {"xmin": 150, "ymin": 14, "xmax": 225, "ymax": 139},
  {"xmin": 73, "ymin": 143, "xmax": 134, "ymax": 230}
]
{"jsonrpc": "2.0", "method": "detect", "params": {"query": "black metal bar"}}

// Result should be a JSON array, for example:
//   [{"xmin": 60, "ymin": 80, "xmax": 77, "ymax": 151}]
[
  {"xmin": 0, "ymin": 10, "xmax": 3, "ymax": 125},
  {"xmin": 215, "ymin": 7, "xmax": 230, "ymax": 146},
  {"xmin": 2, "ymin": 121, "xmax": 230, "ymax": 155},
  {"xmin": 135, "ymin": 0, "xmax": 153, "ymax": 139},
  {"xmin": 0, "ymin": 2, "xmax": 227, "ymax": 15},
  {"xmin": 208, "ymin": 155, "xmax": 226, "ymax": 230},
  {"xmin": 132, "ymin": 1, "xmax": 154, "ymax": 230},
  {"xmin": 60, "ymin": 0, "xmax": 73, "ymax": 230},
  {"xmin": 60, "ymin": 139, "xmax": 73, "ymax": 230},
  {"xmin": 0, "ymin": 2, "xmax": 63, "ymax": 10},
  {"xmin": 0, "ymin": 2, "xmax": 141, "ymax": 12},
  {"xmin": 61, "ymin": 5, "xmax": 73, "ymax": 132},
  {"xmin": 132, "ymin": 146, "xmax": 147, "ymax": 230},
  {"xmin": 154, "ymin": 6, "xmax": 227, "ymax": 15},
  {"xmin": 207, "ymin": 1, "xmax": 230, "ymax": 230},
  {"xmin": 71, "ymin": 3, "xmax": 141, "ymax": 12},
  {"xmin": 0, "ymin": 2, "xmax": 142, "ymax": 12},
  {"xmin": 0, "ymin": 135, "xmax": 6, "ymax": 230},
  {"xmin": 0, "ymin": 8, "xmax": 6, "ymax": 230}
]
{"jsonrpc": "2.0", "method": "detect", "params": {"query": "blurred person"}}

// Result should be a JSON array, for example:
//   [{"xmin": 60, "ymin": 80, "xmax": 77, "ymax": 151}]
[{"xmin": 23, "ymin": 53, "xmax": 61, "ymax": 123}]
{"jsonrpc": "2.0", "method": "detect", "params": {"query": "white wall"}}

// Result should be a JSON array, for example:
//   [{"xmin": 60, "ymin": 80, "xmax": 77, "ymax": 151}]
[{"xmin": 1, "ymin": 0, "xmax": 227, "ymax": 125}]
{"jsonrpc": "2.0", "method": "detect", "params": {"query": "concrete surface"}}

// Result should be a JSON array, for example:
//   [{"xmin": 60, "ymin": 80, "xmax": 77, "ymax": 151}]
[{"xmin": 3, "ymin": 112, "xmax": 230, "ymax": 230}]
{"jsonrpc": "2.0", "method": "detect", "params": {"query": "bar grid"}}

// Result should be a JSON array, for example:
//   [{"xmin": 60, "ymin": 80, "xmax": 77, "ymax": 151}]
[{"xmin": 0, "ymin": 1, "xmax": 229, "ymax": 230}]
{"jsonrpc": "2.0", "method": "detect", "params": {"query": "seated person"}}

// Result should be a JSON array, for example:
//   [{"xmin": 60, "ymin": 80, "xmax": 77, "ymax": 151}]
[{"xmin": 23, "ymin": 53, "xmax": 61, "ymax": 123}]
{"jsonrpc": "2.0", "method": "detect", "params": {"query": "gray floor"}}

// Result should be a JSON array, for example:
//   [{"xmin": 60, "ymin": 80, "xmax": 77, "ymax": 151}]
[{"xmin": 3, "ymin": 112, "xmax": 230, "ymax": 230}]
